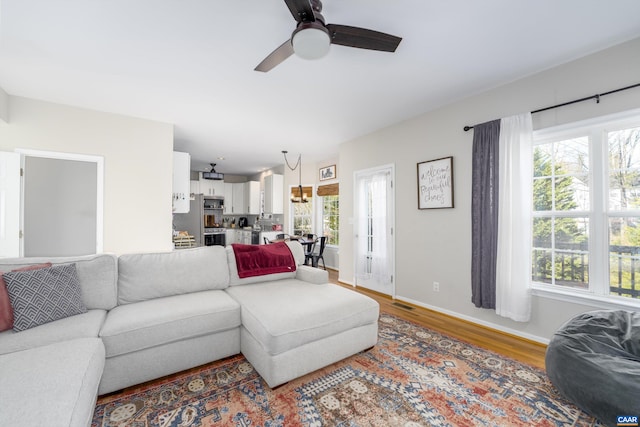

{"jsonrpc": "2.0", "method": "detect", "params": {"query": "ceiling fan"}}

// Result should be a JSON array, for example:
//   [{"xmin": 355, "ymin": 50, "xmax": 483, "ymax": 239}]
[{"xmin": 255, "ymin": 0, "xmax": 402, "ymax": 72}]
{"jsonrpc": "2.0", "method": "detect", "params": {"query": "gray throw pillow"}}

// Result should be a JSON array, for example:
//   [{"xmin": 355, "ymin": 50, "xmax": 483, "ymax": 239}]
[{"xmin": 4, "ymin": 263, "xmax": 87, "ymax": 332}]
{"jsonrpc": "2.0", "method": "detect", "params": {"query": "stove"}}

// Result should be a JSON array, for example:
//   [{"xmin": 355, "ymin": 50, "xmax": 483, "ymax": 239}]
[
  {"xmin": 204, "ymin": 228, "xmax": 226, "ymax": 234},
  {"xmin": 203, "ymin": 228, "xmax": 226, "ymax": 246}
]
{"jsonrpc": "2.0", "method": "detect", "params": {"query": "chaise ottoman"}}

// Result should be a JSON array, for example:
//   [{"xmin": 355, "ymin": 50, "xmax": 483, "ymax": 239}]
[{"xmin": 225, "ymin": 279, "xmax": 380, "ymax": 388}]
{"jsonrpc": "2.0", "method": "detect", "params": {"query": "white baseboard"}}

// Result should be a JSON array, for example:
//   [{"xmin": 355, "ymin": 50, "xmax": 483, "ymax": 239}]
[
  {"xmin": 335, "ymin": 280, "xmax": 549, "ymax": 345},
  {"xmin": 396, "ymin": 295, "xmax": 550, "ymax": 345}
]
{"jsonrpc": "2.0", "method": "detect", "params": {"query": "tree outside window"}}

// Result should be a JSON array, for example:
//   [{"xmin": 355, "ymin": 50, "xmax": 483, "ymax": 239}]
[
  {"xmin": 322, "ymin": 195, "xmax": 339, "ymax": 245},
  {"xmin": 532, "ymin": 118, "xmax": 640, "ymax": 301},
  {"xmin": 292, "ymin": 201, "xmax": 313, "ymax": 236}
]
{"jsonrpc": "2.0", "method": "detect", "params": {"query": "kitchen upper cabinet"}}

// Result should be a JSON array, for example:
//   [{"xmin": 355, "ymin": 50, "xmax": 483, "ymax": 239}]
[
  {"xmin": 244, "ymin": 181, "xmax": 260, "ymax": 215},
  {"xmin": 198, "ymin": 173, "xmax": 224, "ymax": 196},
  {"xmin": 172, "ymin": 152, "xmax": 190, "ymax": 213},
  {"xmin": 232, "ymin": 183, "xmax": 244, "ymax": 214},
  {"xmin": 222, "ymin": 181, "xmax": 260, "ymax": 215},
  {"xmin": 264, "ymin": 174, "xmax": 283, "ymax": 215},
  {"xmin": 223, "ymin": 183, "xmax": 234, "ymax": 214}
]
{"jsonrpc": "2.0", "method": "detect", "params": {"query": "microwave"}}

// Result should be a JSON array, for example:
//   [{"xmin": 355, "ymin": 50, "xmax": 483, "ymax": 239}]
[{"xmin": 203, "ymin": 197, "xmax": 223, "ymax": 210}]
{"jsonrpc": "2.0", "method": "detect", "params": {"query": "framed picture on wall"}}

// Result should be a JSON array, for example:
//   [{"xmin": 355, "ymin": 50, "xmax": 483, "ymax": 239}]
[
  {"xmin": 417, "ymin": 156, "xmax": 454, "ymax": 209},
  {"xmin": 319, "ymin": 164, "xmax": 336, "ymax": 181}
]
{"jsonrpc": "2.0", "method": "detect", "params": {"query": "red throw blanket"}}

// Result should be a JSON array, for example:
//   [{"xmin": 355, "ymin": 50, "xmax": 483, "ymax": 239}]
[{"xmin": 232, "ymin": 242, "xmax": 296, "ymax": 278}]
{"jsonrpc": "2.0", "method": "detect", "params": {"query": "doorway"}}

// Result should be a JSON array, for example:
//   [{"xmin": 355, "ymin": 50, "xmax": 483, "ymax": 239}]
[
  {"xmin": 0, "ymin": 150, "xmax": 103, "ymax": 257},
  {"xmin": 354, "ymin": 164, "xmax": 395, "ymax": 296}
]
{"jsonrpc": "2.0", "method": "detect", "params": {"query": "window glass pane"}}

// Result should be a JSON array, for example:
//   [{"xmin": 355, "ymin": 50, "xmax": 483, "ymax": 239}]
[
  {"xmin": 533, "ymin": 177, "xmax": 553, "ymax": 211},
  {"xmin": 554, "ymin": 250, "xmax": 588, "ymax": 290},
  {"xmin": 556, "ymin": 137, "xmax": 589, "ymax": 176},
  {"xmin": 532, "ymin": 217, "xmax": 552, "ymax": 248},
  {"xmin": 292, "ymin": 201, "xmax": 313, "ymax": 236},
  {"xmin": 532, "ymin": 249, "xmax": 553, "ymax": 284},
  {"xmin": 608, "ymin": 126, "xmax": 640, "ymax": 211},
  {"xmin": 533, "ymin": 145, "xmax": 553, "ymax": 178},
  {"xmin": 554, "ymin": 217, "xmax": 588, "ymax": 249},
  {"xmin": 322, "ymin": 195, "xmax": 339, "ymax": 245},
  {"xmin": 609, "ymin": 217, "xmax": 640, "ymax": 299},
  {"xmin": 554, "ymin": 176, "xmax": 588, "ymax": 211}
]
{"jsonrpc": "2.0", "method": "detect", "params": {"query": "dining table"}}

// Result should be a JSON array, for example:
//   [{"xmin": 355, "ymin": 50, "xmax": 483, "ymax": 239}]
[{"xmin": 268, "ymin": 236, "xmax": 317, "ymax": 265}]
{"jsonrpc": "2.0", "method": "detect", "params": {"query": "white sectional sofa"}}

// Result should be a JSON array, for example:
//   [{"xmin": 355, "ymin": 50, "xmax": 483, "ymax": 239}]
[{"xmin": 0, "ymin": 241, "xmax": 379, "ymax": 427}]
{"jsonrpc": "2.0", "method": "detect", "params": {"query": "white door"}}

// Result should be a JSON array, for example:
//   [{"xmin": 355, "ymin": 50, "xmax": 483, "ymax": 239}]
[
  {"xmin": 0, "ymin": 152, "xmax": 21, "ymax": 258},
  {"xmin": 354, "ymin": 165, "xmax": 395, "ymax": 296}
]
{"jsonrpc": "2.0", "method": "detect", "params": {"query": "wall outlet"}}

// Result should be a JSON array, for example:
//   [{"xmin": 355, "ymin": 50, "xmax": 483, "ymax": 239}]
[{"xmin": 433, "ymin": 281, "xmax": 440, "ymax": 292}]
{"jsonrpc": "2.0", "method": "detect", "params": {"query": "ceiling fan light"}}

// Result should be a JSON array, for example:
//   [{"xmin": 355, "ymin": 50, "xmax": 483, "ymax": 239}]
[{"xmin": 292, "ymin": 27, "xmax": 330, "ymax": 60}]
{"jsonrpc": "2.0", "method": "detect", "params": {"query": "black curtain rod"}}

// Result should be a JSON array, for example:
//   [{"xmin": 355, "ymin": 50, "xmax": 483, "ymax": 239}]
[{"xmin": 463, "ymin": 82, "xmax": 640, "ymax": 132}]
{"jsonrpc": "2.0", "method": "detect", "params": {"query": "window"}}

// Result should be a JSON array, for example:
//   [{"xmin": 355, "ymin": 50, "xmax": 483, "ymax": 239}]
[
  {"xmin": 290, "ymin": 186, "xmax": 313, "ymax": 236},
  {"xmin": 321, "ymin": 195, "xmax": 339, "ymax": 245},
  {"xmin": 532, "ymin": 110, "xmax": 640, "ymax": 304}
]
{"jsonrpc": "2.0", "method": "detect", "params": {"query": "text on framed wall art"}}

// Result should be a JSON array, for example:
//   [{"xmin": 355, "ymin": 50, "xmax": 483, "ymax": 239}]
[{"xmin": 417, "ymin": 156, "xmax": 454, "ymax": 209}]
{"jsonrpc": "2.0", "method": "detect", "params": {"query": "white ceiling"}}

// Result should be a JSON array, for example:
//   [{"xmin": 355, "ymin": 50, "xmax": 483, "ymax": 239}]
[{"xmin": 1, "ymin": 0, "xmax": 640, "ymax": 175}]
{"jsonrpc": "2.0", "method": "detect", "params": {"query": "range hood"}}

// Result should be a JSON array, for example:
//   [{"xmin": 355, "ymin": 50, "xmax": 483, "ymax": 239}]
[{"xmin": 202, "ymin": 163, "xmax": 224, "ymax": 180}]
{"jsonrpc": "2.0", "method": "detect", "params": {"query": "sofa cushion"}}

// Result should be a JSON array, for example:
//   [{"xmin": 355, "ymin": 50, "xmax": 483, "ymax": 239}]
[
  {"xmin": 4, "ymin": 263, "xmax": 87, "ymax": 332},
  {"xmin": 101, "ymin": 290, "xmax": 240, "ymax": 357},
  {"xmin": 0, "ymin": 263, "xmax": 52, "ymax": 332},
  {"xmin": 286, "ymin": 241, "xmax": 305, "ymax": 265},
  {"xmin": 117, "ymin": 246, "xmax": 229, "ymax": 304},
  {"xmin": 225, "ymin": 280, "xmax": 379, "ymax": 355},
  {"xmin": 226, "ymin": 241, "xmax": 304, "ymax": 286},
  {"xmin": 0, "ymin": 253, "xmax": 118, "ymax": 310},
  {"xmin": 0, "ymin": 309, "xmax": 107, "ymax": 355},
  {"xmin": 0, "ymin": 337, "xmax": 105, "ymax": 427}
]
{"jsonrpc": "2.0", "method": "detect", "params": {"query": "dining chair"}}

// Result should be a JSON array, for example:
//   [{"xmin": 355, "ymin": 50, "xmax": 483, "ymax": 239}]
[
  {"xmin": 310, "ymin": 236, "xmax": 327, "ymax": 270},
  {"xmin": 303, "ymin": 234, "xmax": 317, "ymax": 265}
]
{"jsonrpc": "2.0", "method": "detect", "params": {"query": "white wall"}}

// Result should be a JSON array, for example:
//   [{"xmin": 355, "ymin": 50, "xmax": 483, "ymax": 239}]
[
  {"xmin": 339, "ymin": 37, "xmax": 640, "ymax": 342},
  {"xmin": 0, "ymin": 87, "xmax": 8, "ymax": 124},
  {"xmin": 0, "ymin": 96, "xmax": 174, "ymax": 254}
]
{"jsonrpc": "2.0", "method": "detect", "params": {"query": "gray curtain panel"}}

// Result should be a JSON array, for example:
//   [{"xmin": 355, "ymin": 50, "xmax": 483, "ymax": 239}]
[{"xmin": 471, "ymin": 120, "xmax": 501, "ymax": 309}]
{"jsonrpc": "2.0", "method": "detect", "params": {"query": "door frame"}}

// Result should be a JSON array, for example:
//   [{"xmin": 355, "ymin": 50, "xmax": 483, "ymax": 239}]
[
  {"xmin": 16, "ymin": 149, "xmax": 104, "ymax": 255},
  {"xmin": 353, "ymin": 163, "xmax": 396, "ymax": 297}
]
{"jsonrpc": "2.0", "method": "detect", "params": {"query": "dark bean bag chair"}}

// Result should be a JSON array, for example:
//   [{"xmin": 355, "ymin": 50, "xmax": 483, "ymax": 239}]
[{"xmin": 546, "ymin": 310, "xmax": 640, "ymax": 427}]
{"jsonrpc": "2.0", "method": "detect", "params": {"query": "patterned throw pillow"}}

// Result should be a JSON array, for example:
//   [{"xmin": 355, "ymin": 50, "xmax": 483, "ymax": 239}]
[
  {"xmin": 3, "ymin": 263, "xmax": 87, "ymax": 332},
  {"xmin": 0, "ymin": 263, "xmax": 52, "ymax": 332}
]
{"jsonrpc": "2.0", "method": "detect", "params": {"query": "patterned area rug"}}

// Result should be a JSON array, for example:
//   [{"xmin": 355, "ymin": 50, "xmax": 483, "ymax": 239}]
[{"xmin": 92, "ymin": 313, "xmax": 600, "ymax": 427}]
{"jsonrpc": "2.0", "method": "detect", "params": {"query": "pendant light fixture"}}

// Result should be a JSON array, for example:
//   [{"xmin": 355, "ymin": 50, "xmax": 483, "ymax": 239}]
[{"xmin": 282, "ymin": 150, "xmax": 308, "ymax": 203}]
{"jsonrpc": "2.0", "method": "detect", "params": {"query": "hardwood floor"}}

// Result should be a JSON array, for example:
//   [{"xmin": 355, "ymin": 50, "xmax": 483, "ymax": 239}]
[{"xmin": 326, "ymin": 268, "xmax": 547, "ymax": 370}]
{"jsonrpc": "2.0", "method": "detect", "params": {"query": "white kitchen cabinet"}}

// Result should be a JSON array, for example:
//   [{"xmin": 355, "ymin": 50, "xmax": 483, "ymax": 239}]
[
  {"xmin": 264, "ymin": 174, "xmax": 284, "ymax": 215},
  {"xmin": 172, "ymin": 151, "xmax": 190, "ymax": 213},
  {"xmin": 198, "ymin": 173, "xmax": 224, "ymax": 196},
  {"xmin": 238, "ymin": 230, "xmax": 252, "ymax": 245},
  {"xmin": 232, "ymin": 183, "xmax": 245, "ymax": 214},
  {"xmin": 244, "ymin": 181, "xmax": 260, "ymax": 215},
  {"xmin": 225, "ymin": 229, "xmax": 236, "ymax": 246},
  {"xmin": 224, "ymin": 181, "xmax": 259, "ymax": 215},
  {"xmin": 223, "ymin": 183, "xmax": 234, "ymax": 214}
]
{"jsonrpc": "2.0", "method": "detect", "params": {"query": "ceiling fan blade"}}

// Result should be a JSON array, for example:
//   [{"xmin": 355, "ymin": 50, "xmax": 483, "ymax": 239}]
[
  {"xmin": 283, "ymin": 0, "xmax": 315, "ymax": 23},
  {"xmin": 326, "ymin": 24, "xmax": 401, "ymax": 52},
  {"xmin": 254, "ymin": 40, "xmax": 294, "ymax": 72}
]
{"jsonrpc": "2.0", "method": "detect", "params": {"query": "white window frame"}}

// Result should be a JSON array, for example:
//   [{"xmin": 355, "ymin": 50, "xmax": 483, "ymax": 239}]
[
  {"xmin": 531, "ymin": 108, "xmax": 640, "ymax": 309},
  {"xmin": 289, "ymin": 185, "xmax": 314, "ymax": 236},
  {"xmin": 316, "ymin": 193, "xmax": 339, "ymax": 247}
]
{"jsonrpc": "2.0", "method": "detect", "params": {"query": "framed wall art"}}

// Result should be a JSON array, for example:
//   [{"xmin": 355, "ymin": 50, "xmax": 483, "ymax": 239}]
[
  {"xmin": 417, "ymin": 156, "xmax": 454, "ymax": 209},
  {"xmin": 319, "ymin": 164, "xmax": 336, "ymax": 181}
]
